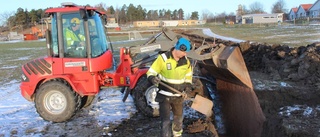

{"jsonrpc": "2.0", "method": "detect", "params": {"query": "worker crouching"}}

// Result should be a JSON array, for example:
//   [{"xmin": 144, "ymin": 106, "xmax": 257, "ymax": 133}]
[{"xmin": 147, "ymin": 37, "xmax": 193, "ymax": 137}]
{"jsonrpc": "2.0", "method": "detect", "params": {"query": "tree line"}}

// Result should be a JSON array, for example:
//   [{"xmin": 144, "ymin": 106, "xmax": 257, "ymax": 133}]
[
  {"xmin": 237, "ymin": 0, "xmax": 287, "ymax": 15},
  {"xmin": 0, "ymin": 0, "xmax": 288, "ymax": 32},
  {"xmin": 0, "ymin": 3, "xmax": 201, "ymax": 31},
  {"xmin": 95, "ymin": 3, "xmax": 200, "ymax": 24}
]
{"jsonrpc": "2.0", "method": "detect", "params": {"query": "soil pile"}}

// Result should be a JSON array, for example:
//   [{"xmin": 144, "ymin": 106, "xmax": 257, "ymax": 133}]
[
  {"xmin": 239, "ymin": 41, "xmax": 320, "ymax": 137},
  {"xmin": 179, "ymin": 30, "xmax": 320, "ymax": 137},
  {"xmin": 109, "ymin": 30, "xmax": 320, "ymax": 137},
  {"xmin": 241, "ymin": 41, "xmax": 320, "ymax": 86}
]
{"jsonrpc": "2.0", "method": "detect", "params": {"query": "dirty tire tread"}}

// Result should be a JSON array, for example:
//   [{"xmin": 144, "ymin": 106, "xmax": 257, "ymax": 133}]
[
  {"xmin": 35, "ymin": 79, "xmax": 81, "ymax": 122},
  {"xmin": 81, "ymin": 95, "xmax": 95, "ymax": 108},
  {"xmin": 132, "ymin": 75, "xmax": 158, "ymax": 117}
]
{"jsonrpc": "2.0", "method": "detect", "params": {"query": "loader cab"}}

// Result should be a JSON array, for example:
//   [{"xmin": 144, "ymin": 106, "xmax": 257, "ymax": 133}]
[
  {"xmin": 48, "ymin": 7, "xmax": 109, "ymax": 58},
  {"xmin": 45, "ymin": 3, "xmax": 113, "ymax": 73}
]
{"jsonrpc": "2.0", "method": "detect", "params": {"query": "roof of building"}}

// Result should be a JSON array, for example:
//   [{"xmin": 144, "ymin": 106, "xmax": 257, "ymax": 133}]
[
  {"xmin": 292, "ymin": 8, "xmax": 298, "ymax": 13},
  {"xmin": 242, "ymin": 13, "xmax": 283, "ymax": 17},
  {"xmin": 300, "ymin": 4, "xmax": 313, "ymax": 11}
]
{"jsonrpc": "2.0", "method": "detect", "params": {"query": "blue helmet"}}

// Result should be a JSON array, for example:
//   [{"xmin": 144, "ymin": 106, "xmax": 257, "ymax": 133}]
[{"xmin": 175, "ymin": 37, "xmax": 191, "ymax": 52}]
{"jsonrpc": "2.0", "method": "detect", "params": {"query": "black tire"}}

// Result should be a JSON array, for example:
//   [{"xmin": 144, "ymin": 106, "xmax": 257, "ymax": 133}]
[
  {"xmin": 80, "ymin": 95, "xmax": 95, "ymax": 108},
  {"xmin": 35, "ymin": 79, "xmax": 81, "ymax": 122},
  {"xmin": 132, "ymin": 75, "xmax": 159, "ymax": 117}
]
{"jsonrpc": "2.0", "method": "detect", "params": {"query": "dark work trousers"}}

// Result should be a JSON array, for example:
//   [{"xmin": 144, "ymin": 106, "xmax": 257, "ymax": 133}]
[{"xmin": 156, "ymin": 93, "xmax": 184, "ymax": 137}]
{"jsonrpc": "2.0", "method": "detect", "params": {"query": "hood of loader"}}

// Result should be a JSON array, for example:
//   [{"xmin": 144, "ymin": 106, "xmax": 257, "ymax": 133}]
[{"xmin": 197, "ymin": 44, "xmax": 253, "ymax": 89}]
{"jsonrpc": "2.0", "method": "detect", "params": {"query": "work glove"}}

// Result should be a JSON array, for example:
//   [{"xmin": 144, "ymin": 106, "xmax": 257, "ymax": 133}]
[
  {"xmin": 181, "ymin": 92, "xmax": 188, "ymax": 100},
  {"xmin": 181, "ymin": 86, "xmax": 192, "ymax": 99},
  {"xmin": 148, "ymin": 76, "xmax": 160, "ymax": 85}
]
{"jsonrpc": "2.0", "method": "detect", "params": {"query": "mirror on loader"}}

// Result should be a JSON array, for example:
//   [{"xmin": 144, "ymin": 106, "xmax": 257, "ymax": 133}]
[
  {"xmin": 45, "ymin": 29, "xmax": 52, "ymax": 57},
  {"xmin": 79, "ymin": 8, "xmax": 88, "ymax": 21}
]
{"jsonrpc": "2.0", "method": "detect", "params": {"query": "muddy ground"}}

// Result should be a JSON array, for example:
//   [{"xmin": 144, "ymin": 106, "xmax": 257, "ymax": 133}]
[
  {"xmin": 4, "ymin": 29, "xmax": 319, "ymax": 137},
  {"xmin": 106, "ymin": 32, "xmax": 320, "ymax": 137}
]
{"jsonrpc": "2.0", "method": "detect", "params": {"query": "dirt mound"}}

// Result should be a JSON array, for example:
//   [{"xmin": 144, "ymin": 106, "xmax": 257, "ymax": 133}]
[
  {"xmin": 179, "ymin": 29, "xmax": 320, "ymax": 137},
  {"xmin": 239, "ymin": 42, "xmax": 320, "ymax": 137},
  {"xmin": 108, "ymin": 29, "xmax": 320, "ymax": 137},
  {"xmin": 241, "ymin": 41, "xmax": 320, "ymax": 87}
]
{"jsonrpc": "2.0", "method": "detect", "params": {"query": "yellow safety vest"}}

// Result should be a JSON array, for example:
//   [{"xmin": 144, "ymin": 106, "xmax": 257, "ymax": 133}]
[
  {"xmin": 64, "ymin": 28, "xmax": 85, "ymax": 47},
  {"xmin": 147, "ymin": 51, "xmax": 192, "ymax": 85}
]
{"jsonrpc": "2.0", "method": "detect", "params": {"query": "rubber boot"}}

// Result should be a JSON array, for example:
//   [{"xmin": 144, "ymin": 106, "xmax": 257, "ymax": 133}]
[{"xmin": 172, "ymin": 123, "xmax": 183, "ymax": 137}]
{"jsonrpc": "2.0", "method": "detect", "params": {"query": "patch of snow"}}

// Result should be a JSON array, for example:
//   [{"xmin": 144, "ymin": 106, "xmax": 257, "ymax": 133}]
[
  {"xmin": 202, "ymin": 28, "xmax": 245, "ymax": 43},
  {"xmin": 253, "ymin": 79, "xmax": 292, "ymax": 91},
  {"xmin": 0, "ymin": 65, "xmax": 18, "ymax": 69},
  {"xmin": 9, "ymin": 56, "xmax": 31, "ymax": 61},
  {"xmin": 303, "ymin": 107, "xmax": 313, "ymax": 116},
  {"xmin": 0, "ymin": 40, "xmax": 24, "ymax": 44},
  {"xmin": 0, "ymin": 81, "xmax": 136, "ymax": 136},
  {"xmin": 108, "ymin": 38, "xmax": 148, "ymax": 45},
  {"xmin": 280, "ymin": 82, "xmax": 292, "ymax": 87},
  {"xmin": 11, "ymin": 47, "xmax": 45, "ymax": 51},
  {"xmin": 282, "ymin": 41, "xmax": 302, "ymax": 44},
  {"xmin": 264, "ymin": 34, "xmax": 293, "ymax": 39},
  {"xmin": 0, "ymin": 39, "xmax": 45, "ymax": 44},
  {"xmin": 90, "ymin": 88, "xmax": 136, "ymax": 126},
  {"xmin": 316, "ymin": 106, "xmax": 320, "ymax": 111},
  {"xmin": 279, "ymin": 105, "xmax": 320, "ymax": 117},
  {"xmin": 279, "ymin": 105, "xmax": 301, "ymax": 116}
]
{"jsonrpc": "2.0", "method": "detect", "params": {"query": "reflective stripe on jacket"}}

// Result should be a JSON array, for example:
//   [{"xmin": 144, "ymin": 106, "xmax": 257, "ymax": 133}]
[
  {"xmin": 147, "ymin": 50, "xmax": 192, "ymax": 85},
  {"xmin": 64, "ymin": 28, "xmax": 85, "ymax": 47}
]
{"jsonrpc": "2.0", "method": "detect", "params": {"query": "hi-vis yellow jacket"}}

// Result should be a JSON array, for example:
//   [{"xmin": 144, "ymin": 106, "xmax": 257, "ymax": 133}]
[
  {"xmin": 64, "ymin": 28, "xmax": 85, "ymax": 47},
  {"xmin": 147, "ymin": 51, "xmax": 192, "ymax": 86}
]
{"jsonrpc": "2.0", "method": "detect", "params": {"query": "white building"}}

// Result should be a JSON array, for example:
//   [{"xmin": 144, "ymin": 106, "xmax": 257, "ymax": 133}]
[
  {"xmin": 296, "ymin": 4, "xmax": 313, "ymax": 18},
  {"xmin": 161, "ymin": 20, "xmax": 179, "ymax": 27},
  {"xmin": 309, "ymin": 0, "xmax": 320, "ymax": 18},
  {"xmin": 288, "ymin": 8, "xmax": 298, "ymax": 20},
  {"xmin": 241, "ymin": 13, "xmax": 284, "ymax": 24}
]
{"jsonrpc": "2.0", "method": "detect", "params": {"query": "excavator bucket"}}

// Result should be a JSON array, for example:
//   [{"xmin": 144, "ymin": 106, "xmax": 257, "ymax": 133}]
[
  {"xmin": 184, "ymin": 37, "xmax": 265, "ymax": 137},
  {"xmin": 197, "ymin": 44, "xmax": 252, "ymax": 89},
  {"xmin": 130, "ymin": 28, "xmax": 265, "ymax": 137}
]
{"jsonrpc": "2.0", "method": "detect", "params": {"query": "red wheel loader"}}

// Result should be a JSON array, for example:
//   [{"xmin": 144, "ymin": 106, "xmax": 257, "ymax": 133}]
[
  {"xmin": 19, "ymin": 2, "xmax": 181, "ymax": 122},
  {"xmin": 20, "ymin": 2, "xmax": 265, "ymax": 137}
]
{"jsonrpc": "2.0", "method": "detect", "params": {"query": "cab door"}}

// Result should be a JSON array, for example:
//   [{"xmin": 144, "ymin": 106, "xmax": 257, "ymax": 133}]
[{"xmin": 61, "ymin": 13, "xmax": 90, "ymax": 74}]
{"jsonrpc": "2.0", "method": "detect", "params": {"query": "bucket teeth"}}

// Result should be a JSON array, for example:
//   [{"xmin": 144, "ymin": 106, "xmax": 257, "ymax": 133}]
[
  {"xmin": 187, "ymin": 119, "xmax": 219, "ymax": 136},
  {"xmin": 187, "ymin": 119, "xmax": 206, "ymax": 133}
]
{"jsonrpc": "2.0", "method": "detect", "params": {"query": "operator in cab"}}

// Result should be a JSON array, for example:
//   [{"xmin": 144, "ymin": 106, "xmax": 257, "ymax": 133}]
[
  {"xmin": 146, "ymin": 37, "xmax": 193, "ymax": 137},
  {"xmin": 65, "ymin": 17, "xmax": 85, "ymax": 49}
]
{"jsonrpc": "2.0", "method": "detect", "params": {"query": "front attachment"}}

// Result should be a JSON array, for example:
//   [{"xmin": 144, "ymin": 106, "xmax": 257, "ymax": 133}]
[{"xmin": 188, "ymin": 43, "xmax": 252, "ymax": 89}]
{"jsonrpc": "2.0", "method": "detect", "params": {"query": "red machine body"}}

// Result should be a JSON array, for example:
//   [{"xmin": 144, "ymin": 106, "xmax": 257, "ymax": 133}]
[
  {"xmin": 19, "ymin": 2, "xmax": 172, "ymax": 122},
  {"xmin": 20, "ymin": 3, "xmax": 146, "ymax": 101}
]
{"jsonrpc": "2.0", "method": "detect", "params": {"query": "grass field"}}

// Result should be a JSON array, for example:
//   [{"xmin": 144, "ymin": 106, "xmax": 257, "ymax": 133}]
[
  {"xmin": 0, "ymin": 38, "xmax": 148, "ymax": 85},
  {"xmin": 114, "ymin": 24, "xmax": 320, "ymax": 47},
  {"xmin": 205, "ymin": 23, "xmax": 320, "ymax": 47},
  {"xmin": 1, "ymin": 25, "xmax": 319, "ymax": 84},
  {"xmin": 0, "ymin": 41, "xmax": 46, "ymax": 85}
]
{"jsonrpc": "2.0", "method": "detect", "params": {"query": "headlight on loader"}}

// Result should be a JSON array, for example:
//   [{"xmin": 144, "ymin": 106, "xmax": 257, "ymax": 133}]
[{"xmin": 21, "ymin": 73, "xmax": 29, "ymax": 82}]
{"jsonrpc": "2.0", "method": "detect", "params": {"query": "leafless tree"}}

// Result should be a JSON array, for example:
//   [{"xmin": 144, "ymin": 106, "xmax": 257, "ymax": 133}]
[
  {"xmin": 237, "ymin": 5, "xmax": 251, "ymax": 16},
  {"xmin": 185, "ymin": 13, "xmax": 191, "ymax": 20},
  {"xmin": 201, "ymin": 9, "xmax": 212, "ymax": 20},
  {"xmin": 242, "ymin": 5, "xmax": 251, "ymax": 14},
  {"xmin": 271, "ymin": 0, "xmax": 287, "ymax": 13},
  {"xmin": 0, "ymin": 11, "xmax": 14, "ymax": 27},
  {"xmin": 249, "ymin": 1, "xmax": 265, "ymax": 14},
  {"xmin": 94, "ymin": 2, "xmax": 108, "ymax": 13},
  {"xmin": 114, "ymin": 6, "xmax": 120, "ymax": 23}
]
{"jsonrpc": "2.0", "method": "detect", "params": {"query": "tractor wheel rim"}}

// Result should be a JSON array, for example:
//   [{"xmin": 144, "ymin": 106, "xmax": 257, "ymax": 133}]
[
  {"xmin": 44, "ymin": 90, "xmax": 66, "ymax": 114},
  {"xmin": 144, "ymin": 85, "xmax": 159, "ymax": 109}
]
